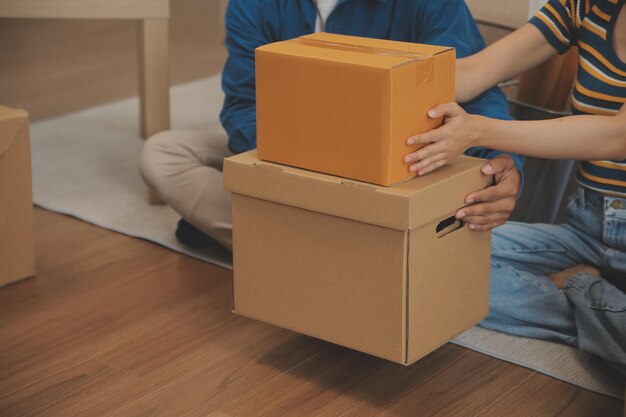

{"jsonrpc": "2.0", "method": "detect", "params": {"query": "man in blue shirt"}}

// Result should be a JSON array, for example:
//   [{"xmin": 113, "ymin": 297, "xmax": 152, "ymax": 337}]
[{"xmin": 139, "ymin": 0, "xmax": 524, "ymax": 250}]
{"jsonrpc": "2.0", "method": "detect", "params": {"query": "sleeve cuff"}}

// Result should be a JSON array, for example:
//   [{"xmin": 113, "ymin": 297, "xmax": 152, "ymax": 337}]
[{"xmin": 529, "ymin": 15, "xmax": 572, "ymax": 55}]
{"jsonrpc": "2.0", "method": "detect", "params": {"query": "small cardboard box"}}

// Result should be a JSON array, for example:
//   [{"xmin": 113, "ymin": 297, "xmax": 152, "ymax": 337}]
[
  {"xmin": 255, "ymin": 32, "xmax": 455, "ymax": 186},
  {"xmin": 0, "ymin": 106, "xmax": 36, "ymax": 286},
  {"xmin": 224, "ymin": 150, "xmax": 492, "ymax": 365}
]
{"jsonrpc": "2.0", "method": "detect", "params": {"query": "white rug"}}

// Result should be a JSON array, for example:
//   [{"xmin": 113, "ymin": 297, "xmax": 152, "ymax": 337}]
[
  {"xmin": 30, "ymin": 77, "xmax": 232, "ymax": 269},
  {"xmin": 30, "ymin": 76, "xmax": 625, "ymax": 400}
]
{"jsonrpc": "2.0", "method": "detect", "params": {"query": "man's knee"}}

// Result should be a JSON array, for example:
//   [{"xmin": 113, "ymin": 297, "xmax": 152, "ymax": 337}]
[{"xmin": 138, "ymin": 131, "xmax": 187, "ymax": 194}]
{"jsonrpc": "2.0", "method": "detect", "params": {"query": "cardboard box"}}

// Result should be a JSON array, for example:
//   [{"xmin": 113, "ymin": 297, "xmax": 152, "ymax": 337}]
[
  {"xmin": 224, "ymin": 150, "xmax": 492, "ymax": 365},
  {"xmin": 0, "ymin": 106, "xmax": 35, "ymax": 286},
  {"xmin": 465, "ymin": 0, "xmax": 532, "ymax": 29},
  {"xmin": 255, "ymin": 32, "xmax": 455, "ymax": 186}
]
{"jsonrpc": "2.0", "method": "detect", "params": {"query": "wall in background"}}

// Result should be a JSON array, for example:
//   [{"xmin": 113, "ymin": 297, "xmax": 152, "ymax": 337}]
[
  {"xmin": 0, "ymin": 0, "xmax": 226, "ymax": 121},
  {"xmin": 529, "ymin": 0, "xmax": 547, "ymax": 14}
]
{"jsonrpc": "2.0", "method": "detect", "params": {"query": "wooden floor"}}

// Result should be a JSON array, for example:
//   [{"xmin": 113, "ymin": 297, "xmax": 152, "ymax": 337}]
[
  {"xmin": 0, "ymin": 2, "xmax": 624, "ymax": 416},
  {"xmin": 0, "ymin": 208, "xmax": 623, "ymax": 417}
]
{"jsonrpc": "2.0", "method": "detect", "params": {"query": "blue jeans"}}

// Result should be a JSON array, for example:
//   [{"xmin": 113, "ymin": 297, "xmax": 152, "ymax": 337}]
[{"xmin": 482, "ymin": 187, "xmax": 626, "ymax": 374}]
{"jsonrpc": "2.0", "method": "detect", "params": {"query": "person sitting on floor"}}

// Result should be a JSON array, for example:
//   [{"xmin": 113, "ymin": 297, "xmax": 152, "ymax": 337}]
[
  {"xmin": 404, "ymin": 0, "xmax": 626, "ymax": 374},
  {"xmin": 138, "ymin": 0, "xmax": 524, "ymax": 250}
]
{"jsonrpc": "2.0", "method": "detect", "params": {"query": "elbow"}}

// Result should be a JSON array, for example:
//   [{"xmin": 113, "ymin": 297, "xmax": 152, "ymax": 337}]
[
  {"xmin": 610, "ymin": 140, "xmax": 626, "ymax": 161},
  {"xmin": 609, "ymin": 139, "xmax": 626, "ymax": 161},
  {"xmin": 610, "ymin": 112, "xmax": 626, "ymax": 160}
]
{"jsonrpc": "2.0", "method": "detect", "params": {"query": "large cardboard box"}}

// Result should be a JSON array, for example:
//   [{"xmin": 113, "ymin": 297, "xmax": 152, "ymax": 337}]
[
  {"xmin": 0, "ymin": 106, "xmax": 35, "ymax": 286},
  {"xmin": 224, "ymin": 151, "xmax": 492, "ymax": 365},
  {"xmin": 466, "ymin": 0, "xmax": 533, "ymax": 29},
  {"xmin": 255, "ymin": 33, "xmax": 455, "ymax": 186}
]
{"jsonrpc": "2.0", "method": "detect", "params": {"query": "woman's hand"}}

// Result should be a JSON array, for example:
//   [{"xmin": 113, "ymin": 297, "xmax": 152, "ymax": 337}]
[{"xmin": 404, "ymin": 103, "xmax": 485, "ymax": 176}]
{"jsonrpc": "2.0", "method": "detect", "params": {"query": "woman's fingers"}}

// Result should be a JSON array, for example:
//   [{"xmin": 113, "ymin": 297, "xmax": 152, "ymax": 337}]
[
  {"xmin": 408, "ymin": 153, "xmax": 447, "ymax": 174},
  {"xmin": 407, "ymin": 126, "xmax": 446, "ymax": 146}
]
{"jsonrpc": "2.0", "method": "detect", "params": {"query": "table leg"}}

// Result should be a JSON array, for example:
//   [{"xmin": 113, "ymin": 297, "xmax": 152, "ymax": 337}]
[{"xmin": 137, "ymin": 18, "xmax": 170, "ymax": 139}]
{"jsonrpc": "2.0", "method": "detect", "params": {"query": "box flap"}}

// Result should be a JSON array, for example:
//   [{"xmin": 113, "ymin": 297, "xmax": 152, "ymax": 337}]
[
  {"xmin": 224, "ymin": 150, "xmax": 492, "ymax": 231},
  {"xmin": 0, "ymin": 106, "xmax": 28, "ymax": 157},
  {"xmin": 257, "ymin": 33, "xmax": 452, "ymax": 72}
]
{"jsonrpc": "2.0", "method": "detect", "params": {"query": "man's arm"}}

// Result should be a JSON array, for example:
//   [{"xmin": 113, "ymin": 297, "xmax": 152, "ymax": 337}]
[
  {"xmin": 219, "ymin": 0, "xmax": 268, "ymax": 154},
  {"xmin": 414, "ymin": 0, "xmax": 524, "ymax": 231}
]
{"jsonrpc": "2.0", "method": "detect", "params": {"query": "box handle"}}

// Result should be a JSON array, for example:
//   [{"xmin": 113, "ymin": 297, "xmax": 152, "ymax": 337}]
[{"xmin": 436, "ymin": 215, "xmax": 464, "ymax": 239}]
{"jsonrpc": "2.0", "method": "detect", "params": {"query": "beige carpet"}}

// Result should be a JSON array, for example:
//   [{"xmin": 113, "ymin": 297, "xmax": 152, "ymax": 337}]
[{"xmin": 30, "ymin": 76, "xmax": 625, "ymax": 400}]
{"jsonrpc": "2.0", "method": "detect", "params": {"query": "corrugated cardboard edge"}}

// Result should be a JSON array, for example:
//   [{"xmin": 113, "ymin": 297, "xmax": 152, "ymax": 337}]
[
  {"xmin": 0, "ymin": 106, "xmax": 29, "ymax": 157},
  {"xmin": 402, "ymin": 315, "xmax": 487, "ymax": 366},
  {"xmin": 224, "ymin": 154, "xmax": 410, "ymax": 230},
  {"xmin": 224, "ymin": 151, "xmax": 491, "ymax": 232},
  {"xmin": 0, "ymin": 106, "xmax": 36, "ymax": 285},
  {"xmin": 406, "ymin": 164, "xmax": 492, "ymax": 230},
  {"xmin": 404, "ymin": 231, "xmax": 411, "ymax": 364}
]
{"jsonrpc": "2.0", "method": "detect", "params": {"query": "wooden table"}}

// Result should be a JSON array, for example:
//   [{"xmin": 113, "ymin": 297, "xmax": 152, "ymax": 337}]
[{"xmin": 0, "ymin": 0, "xmax": 170, "ymax": 139}]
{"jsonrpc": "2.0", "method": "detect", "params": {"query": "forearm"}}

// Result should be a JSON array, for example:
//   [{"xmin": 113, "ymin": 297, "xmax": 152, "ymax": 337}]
[
  {"xmin": 456, "ymin": 25, "xmax": 556, "ymax": 103},
  {"xmin": 474, "ymin": 114, "xmax": 626, "ymax": 161},
  {"xmin": 456, "ymin": 53, "xmax": 493, "ymax": 103}
]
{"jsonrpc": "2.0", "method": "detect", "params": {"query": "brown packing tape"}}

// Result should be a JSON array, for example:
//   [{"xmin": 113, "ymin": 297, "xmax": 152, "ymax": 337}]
[{"xmin": 293, "ymin": 37, "xmax": 434, "ymax": 84}]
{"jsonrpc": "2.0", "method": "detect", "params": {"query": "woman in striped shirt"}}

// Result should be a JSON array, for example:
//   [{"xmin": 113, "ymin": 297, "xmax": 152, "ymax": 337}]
[{"xmin": 404, "ymin": 0, "xmax": 626, "ymax": 372}]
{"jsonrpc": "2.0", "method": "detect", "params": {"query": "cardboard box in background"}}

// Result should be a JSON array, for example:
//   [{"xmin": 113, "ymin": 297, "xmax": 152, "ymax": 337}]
[
  {"xmin": 255, "ymin": 33, "xmax": 455, "ymax": 186},
  {"xmin": 0, "ymin": 106, "xmax": 35, "ymax": 286},
  {"xmin": 465, "ymin": 0, "xmax": 531, "ymax": 29},
  {"xmin": 224, "ymin": 150, "xmax": 492, "ymax": 365}
]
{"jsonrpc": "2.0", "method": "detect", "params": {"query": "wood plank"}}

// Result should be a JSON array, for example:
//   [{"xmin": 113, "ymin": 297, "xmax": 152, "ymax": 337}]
[
  {"xmin": 308, "ymin": 345, "xmax": 471, "ymax": 417},
  {"xmin": 0, "ymin": 0, "xmax": 169, "ymax": 20},
  {"xmin": 477, "ymin": 373, "xmax": 624, "ymax": 417},
  {"xmin": 137, "ymin": 18, "xmax": 170, "ymax": 138},
  {"xmin": 96, "ymin": 330, "xmax": 332, "ymax": 416},
  {"xmin": 89, "ymin": 290, "xmax": 233, "ymax": 376},
  {"xmin": 367, "ymin": 353, "xmax": 532, "ymax": 417},
  {"xmin": 0, "ymin": 275, "xmax": 222, "ymax": 399},
  {"xmin": 192, "ymin": 344, "xmax": 468, "ymax": 417},
  {"xmin": 217, "ymin": 346, "xmax": 385, "ymax": 417},
  {"xmin": 0, "ymin": 359, "xmax": 138, "ymax": 417},
  {"xmin": 0, "ymin": 209, "xmax": 230, "ymax": 399},
  {"xmin": 1, "ymin": 207, "xmax": 622, "ymax": 417}
]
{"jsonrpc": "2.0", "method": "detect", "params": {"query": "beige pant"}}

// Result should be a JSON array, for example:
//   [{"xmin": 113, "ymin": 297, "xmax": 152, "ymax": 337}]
[{"xmin": 138, "ymin": 130, "xmax": 234, "ymax": 250}]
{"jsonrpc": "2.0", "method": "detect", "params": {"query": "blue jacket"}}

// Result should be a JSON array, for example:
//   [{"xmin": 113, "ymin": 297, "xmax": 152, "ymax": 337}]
[{"xmin": 220, "ymin": 0, "xmax": 524, "ymax": 175}]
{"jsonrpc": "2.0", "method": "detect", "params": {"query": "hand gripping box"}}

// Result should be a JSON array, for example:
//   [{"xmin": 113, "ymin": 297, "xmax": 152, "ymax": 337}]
[
  {"xmin": 0, "ymin": 106, "xmax": 35, "ymax": 286},
  {"xmin": 255, "ymin": 32, "xmax": 455, "ymax": 186},
  {"xmin": 224, "ymin": 151, "xmax": 492, "ymax": 365}
]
